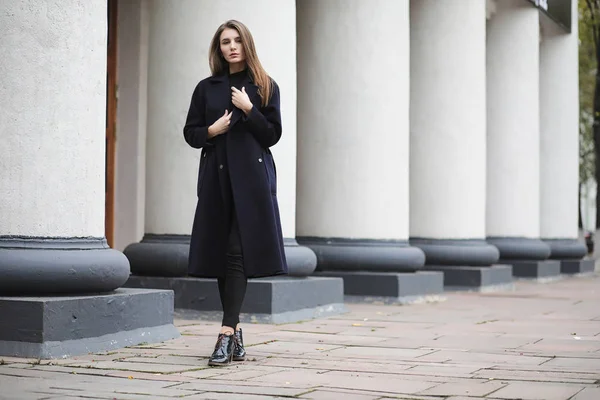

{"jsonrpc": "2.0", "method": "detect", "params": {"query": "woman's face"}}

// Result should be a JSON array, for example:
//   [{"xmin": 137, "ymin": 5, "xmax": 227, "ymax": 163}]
[{"xmin": 220, "ymin": 28, "xmax": 245, "ymax": 65}]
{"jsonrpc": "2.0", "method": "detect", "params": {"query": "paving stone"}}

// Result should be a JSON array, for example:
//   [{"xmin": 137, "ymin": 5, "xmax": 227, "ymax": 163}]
[
  {"xmin": 415, "ymin": 350, "xmax": 551, "ymax": 366},
  {"xmin": 571, "ymin": 387, "xmax": 600, "ymax": 400},
  {"xmin": 182, "ymin": 393, "xmax": 289, "ymax": 400},
  {"xmin": 415, "ymin": 334, "xmax": 534, "ymax": 351},
  {"xmin": 541, "ymin": 357, "xmax": 600, "ymax": 371},
  {"xmin": 324, "ymin": 346, "xmax": 435, "ymax": 360},
  {"xmin": 301, "ymin": 389, "xmax": 380, "ymax": 399},
  {"xmin": 171, "ymin": 381, "xmax": 311, "ymax": 397},
  {"xmin": 405, "ymin": 364, "xmax": 484, "ymax": 377},
  {"xmin": 473, "ymin": 368, "xmax": 598, "ymax": 384},
  {"xmin": 257, "ymin": 356, "xmax": 415, "ymax": 373},
  {"xmin": 119, "ymin": 355, "xmax": 206, "ymax": 366},
  {"xmin": 190, "ymin": 365, "xmax": 291, "ymax": 381},
  {"xmin": 247, "ymin": 341, "xmax": 344, "ymax": 355},
  {"xmin": 248, "ymin": 369, "xmax": 438, "ymax": 394},
  {"xmin": 257, "ymin": 330, "xmax": 389, "ymax": 346},
  {"xmin": 418, "ymin": 381, "xmax": 507, "ymax": 397},
  {"xmin": 70, "ymin": 360, "xmax": 200, "ymax": 374},
  {"xmin": 489, "ymin": 382, "xmax": 586, "ymax": 400}
]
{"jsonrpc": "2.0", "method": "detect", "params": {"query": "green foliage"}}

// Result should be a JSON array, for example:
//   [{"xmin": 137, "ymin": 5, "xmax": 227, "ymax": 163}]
[{"xmin": 580, "ymin": 0, "xmax": 597, "ymax": 185}]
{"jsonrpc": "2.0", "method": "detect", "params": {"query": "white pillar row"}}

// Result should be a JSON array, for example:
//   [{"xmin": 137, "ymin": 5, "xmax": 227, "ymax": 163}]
[
  {"xmin": 123, "ymin": 0, "xmax": 316, "ymax": 276},
  {"xmin": 0, "ymin": 0, "xmax": 129, "ymax": 293},
  {"xmin": 485, "ymin": 0, "xmax": 552, "ymax": 263},
  {"xmin": 297, "ymin": 0, "xmax": 426, "ymax": 272},
  {"xmin": 409, "ymin": 0, "xmax": 499, "ymax": 266},
  {"xmin": 539, "ymin": 1, "xmax": 587, "ymax": 263}
]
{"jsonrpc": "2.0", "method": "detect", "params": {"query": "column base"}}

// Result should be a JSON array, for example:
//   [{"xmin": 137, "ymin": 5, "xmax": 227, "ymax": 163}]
[
  {"xmin": 0, "ymin": 237, "xmax": 130, "ymax": 294},
  {"xmin": 410, "ymin": 239, "xmax": 500, "ymax": 266},
  {"xmin": 313, "ymin": 271, "xmax": 444, "ymax": 304},
  {"xmin": 544, "ymin": 238, "xmax": 588, "ymax": 260},
  {"xmin": 124, "ymin": 275, "xmax": 345, "ymax": 324},
  {"xmin": 423, "ymin": 265, "xmax": 514, "ymax": 292},
  {"xmin": 501, "ymin": 260, "xmax": 562, "ymax": 279},
  {"xmin": 0, "ymin": 288, "xmax": 179, "ymax": 359},
  {"xmin": 297, "ymin": 238, "xmax": 426, "ymax": 272},
  {"xmin": 560, "ymin": 259, "xmax": 595, "ymax": 275},
  {"xmin": 124, "ymin": 236, "xmax": 317, "ymax": 277}
]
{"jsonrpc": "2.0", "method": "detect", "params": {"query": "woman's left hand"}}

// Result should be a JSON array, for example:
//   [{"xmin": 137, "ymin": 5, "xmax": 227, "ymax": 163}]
[{"xmin": 231, "ymin": 87, "xmax": 253, "ymax": 115}]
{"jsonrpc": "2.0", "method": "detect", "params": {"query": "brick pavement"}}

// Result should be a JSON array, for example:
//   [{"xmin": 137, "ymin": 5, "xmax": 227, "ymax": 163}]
[{"xmin": 1, "ymin": 273, "xmax": 599, "ymax": 399}]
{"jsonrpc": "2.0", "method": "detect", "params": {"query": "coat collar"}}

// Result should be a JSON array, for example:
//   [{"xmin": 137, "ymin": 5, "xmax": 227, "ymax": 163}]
[{"xmin": 208, "ymin": 70, "xmax": 259, "ymax": 127}]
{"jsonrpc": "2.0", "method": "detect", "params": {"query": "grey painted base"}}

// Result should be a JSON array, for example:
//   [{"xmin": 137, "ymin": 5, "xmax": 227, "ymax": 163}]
[
  {"xmin": 297, "ymin": 237, "xmax": 426, "ymax": 272},
  {"xmin": 544, "ymin": 239, "xmax": 588, "ymax": 260},
  {"xmin": 124, "ymin": 275, "xmax": 346, "ymax": 324},
  {"xmin": 560, "ymin": 259, "xmax": 595, "ymax": 275},
  {"xmin": 313, "ymin": 271, "xmax": 444, "ymax": 304},
  {"xmin": 0, "ymin": 288, "xmax": 179, "ymax": 359},
  {"xmin": 0, "ymin": 236, "xmax": 130, "ymax": 294},
  {"xmin": 423, "ymin": 265, "xmax": 513, "ymax": 291},
  {"xmin": 501, "ymin": 260, "xmax": 562, "ymax": 279},
  {"xmin": 487, "ymin": 237, "xmax": 551, "ymax": 260},
  {"xmin": 124, "ymin": 236, "xmax": 316, "ymax": 277},
  {"xmin": 410, "ymin": 239, "xmax": 500, "ymax": 266}
]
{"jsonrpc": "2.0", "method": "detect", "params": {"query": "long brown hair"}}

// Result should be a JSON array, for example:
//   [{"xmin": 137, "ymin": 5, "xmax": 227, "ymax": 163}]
[{"xmin": 209, "ymin": 20, "xmax": 272, "ymax": 107}]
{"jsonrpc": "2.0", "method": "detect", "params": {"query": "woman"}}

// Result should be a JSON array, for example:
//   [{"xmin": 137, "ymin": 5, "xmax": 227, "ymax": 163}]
[{"xmin": 183, "ymin": 20, "xmax": 288, "ymax": 367}]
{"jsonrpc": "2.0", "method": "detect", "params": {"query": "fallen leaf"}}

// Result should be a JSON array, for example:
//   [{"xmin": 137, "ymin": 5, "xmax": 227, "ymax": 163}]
[{"xmin": 352, "ymin": 323, "xmax": 363, "ymax": 327}]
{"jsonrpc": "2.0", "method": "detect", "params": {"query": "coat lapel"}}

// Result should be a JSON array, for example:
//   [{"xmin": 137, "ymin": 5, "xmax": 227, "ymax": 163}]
[
  {"xmin": 208, "ymin": 72, "xmax": 260, "ymax": 128},
  {"xmin": 208, "ymin": 74, "xmax": 230, "ymax": 118}
]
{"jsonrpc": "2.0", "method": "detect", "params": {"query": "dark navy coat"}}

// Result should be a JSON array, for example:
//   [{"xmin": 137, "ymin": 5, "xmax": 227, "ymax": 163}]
[{"xmin": 183, "ymin": 72, "xmax": 288, "ymax": 279}]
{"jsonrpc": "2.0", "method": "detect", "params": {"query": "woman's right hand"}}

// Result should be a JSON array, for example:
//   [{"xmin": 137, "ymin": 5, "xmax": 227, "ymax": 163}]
[{"xmin": 208, "ymin": 110, "xmax": 231, "ymax": 138}]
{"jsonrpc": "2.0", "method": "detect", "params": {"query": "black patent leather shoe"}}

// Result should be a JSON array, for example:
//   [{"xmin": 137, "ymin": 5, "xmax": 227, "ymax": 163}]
[
  {"xmin": 233, "ymin": 328, "xmax": 246, "ymax": 361},
  {"xmin": 208, "ymin": 333, "xmax": 235, "ymax": 367}
]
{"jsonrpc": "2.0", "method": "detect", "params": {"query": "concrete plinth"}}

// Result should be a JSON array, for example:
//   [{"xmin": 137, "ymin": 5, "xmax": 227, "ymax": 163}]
[
  {"xmin": 0, "ymin": 288, "xmax": 179, "ymax": 359},
  {"xmin": 314, "ymin": 271, "xmax": 443, "ymax": 304},
  {"xmin": 504, "ymin": 260, "xmax": 562, "ymax": 279},
  {"xmin": 423, "ymin": 265, "xmax": 514, "ymax": 292},
  {"xmin": 560, "ymin": 259, "xmax": 595, "ymax": 275},
  {"xmin": 124, "ymin": 276, "xmax": 345, "ymax": 324}
]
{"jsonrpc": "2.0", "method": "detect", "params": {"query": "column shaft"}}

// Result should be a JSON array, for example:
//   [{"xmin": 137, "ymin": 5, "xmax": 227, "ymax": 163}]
[
  {"xmin": 297, "ymin": 0, "xmax": 424, "ymax": 271},
  {"xmin": 486, "ymin": 0, "xmax": 552, "ymax": 262},
  {"xmin": 409, "ymin": 0, "xmax": 498, "ymax": 266},
  {"xmin": 0, "ymin": 0, "xmax": 129, "ymax": 294}
]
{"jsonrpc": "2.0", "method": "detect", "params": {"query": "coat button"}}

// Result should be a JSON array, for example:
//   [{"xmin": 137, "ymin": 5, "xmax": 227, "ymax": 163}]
[
  {"xmin": 258, "ymin": 158, "xmax": 263, "ymax": 163},
  {"xmin": 219, "ymin": 164, "xmax": 223, "ymax": 169}
]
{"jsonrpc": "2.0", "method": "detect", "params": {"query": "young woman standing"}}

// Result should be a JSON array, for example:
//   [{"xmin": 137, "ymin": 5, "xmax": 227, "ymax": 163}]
[{"xmin": 183, "ymin": 20, "xmax": 287, "ymax": 366}]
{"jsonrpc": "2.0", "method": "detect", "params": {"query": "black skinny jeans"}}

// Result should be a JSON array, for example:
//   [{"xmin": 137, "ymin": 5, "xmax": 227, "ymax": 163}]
[{"xmin": 217, "ymin": 208, "xmax": 247, "ymax": 329}]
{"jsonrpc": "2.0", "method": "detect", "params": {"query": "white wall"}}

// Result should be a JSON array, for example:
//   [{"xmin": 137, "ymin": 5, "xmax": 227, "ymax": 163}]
[
  {"xmin": 486, "ymin": 0, "xmax": 540, "ymax": 238},
  {"xmin": 0, "ymin": 0, "xmax": 106, "ymax": 237},
  {"xmin": 296, "ymin": 0, "xmax": 411, "ymax": 240},
  {"xmin": 114, "ymin": 0, "xmax": 149, "ymax": 251},
  {"xmin": 409, "ymin": 0, "xmax": 487, "ymax": 239},
  {"xmin": 144, "ymin": 0, "xmax": 297, "ymax": 237}
]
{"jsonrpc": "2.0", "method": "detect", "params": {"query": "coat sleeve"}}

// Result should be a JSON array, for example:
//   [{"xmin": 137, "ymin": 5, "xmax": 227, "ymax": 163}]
[
  {"xmin": 244, "ymin": 79, "xmax": 282, "ymax": 148},
  {"xmin": 183, "ymin": 81, "xmax": 212, "ymax": 149}
]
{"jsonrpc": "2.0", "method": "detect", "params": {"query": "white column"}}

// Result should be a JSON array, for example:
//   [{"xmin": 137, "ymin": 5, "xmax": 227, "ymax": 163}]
[
  {"xmin": 539, "ymin": 1, "xmax": 587, "ymax": 260},
  {"xmin": 297, "ymin": 0, "xmax": 425, "ymax": 271},
  {"xmin": 0, "ymin": 0, "xmax": 129, "ymax": 293},
  {"xmin": 486, "ymin": 0, "xmax": 551, "ymax": 261},
  {"xmin": 409, "ymin": 0, "xmax": 498, "ymax": 265},
  {"xmin": 124, "ymin": 0, "xmax": 312, "ymax": 275}
]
